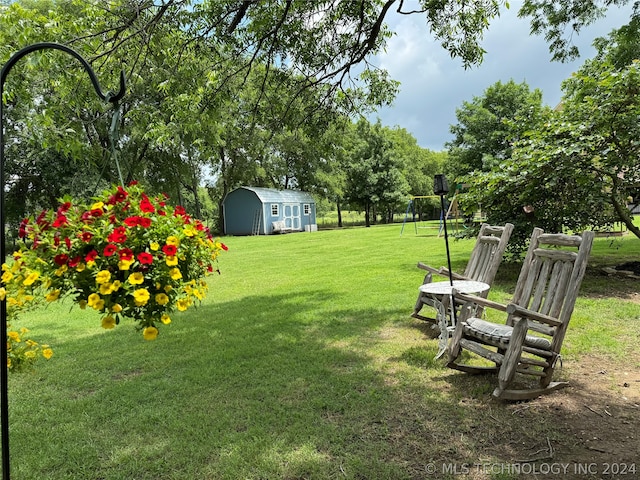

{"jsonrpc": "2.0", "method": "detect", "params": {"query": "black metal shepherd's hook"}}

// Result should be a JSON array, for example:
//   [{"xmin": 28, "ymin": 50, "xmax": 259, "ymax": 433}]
[{"xmin": 0, "ymin": 42, "xmax": 126, "ymax": 480}]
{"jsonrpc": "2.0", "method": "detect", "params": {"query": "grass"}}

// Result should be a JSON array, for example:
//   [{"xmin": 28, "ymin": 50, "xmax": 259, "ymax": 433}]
[{"xmin": 6, "ymin": 223, "xmax": 640, "ymax": 479}]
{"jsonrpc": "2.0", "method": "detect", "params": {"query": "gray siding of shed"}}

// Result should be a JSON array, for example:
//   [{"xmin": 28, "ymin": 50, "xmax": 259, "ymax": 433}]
[{"xmin": 223, "ymin": 187, "xmax": 316, "ymax": 235}]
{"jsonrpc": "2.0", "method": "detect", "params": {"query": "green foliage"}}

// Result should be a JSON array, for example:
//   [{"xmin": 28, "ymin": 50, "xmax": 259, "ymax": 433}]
[
  {"xmin": 519, "ymin": 0, "xmax": 635, "ymax": 62},
  {"xmin": 446, "ymin": 80, "xmax": 548, "ymax": 179}
]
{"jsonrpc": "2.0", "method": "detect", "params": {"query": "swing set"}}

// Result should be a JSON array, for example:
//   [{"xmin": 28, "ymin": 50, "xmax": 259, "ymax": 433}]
[{"xmin": 400, "ymin": 194, "xmax": 464, "ymax": 236}]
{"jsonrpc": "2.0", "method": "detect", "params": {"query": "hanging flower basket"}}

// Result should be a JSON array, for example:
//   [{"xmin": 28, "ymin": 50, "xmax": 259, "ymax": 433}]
[{"xmin": 2, "ymin": 182, "xmax": 227, "ymax": 346}]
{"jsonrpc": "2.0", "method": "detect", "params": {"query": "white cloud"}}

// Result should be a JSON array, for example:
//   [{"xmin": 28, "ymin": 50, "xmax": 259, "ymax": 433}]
[{"xmin": 371, "ymin": 1, "xmax": 635, "ymax": 150}]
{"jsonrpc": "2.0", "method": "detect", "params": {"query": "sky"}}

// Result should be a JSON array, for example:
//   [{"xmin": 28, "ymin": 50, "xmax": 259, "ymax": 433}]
[{"xmin": 371, "ymin": 1, "xmax": 635, "ymax": 151}]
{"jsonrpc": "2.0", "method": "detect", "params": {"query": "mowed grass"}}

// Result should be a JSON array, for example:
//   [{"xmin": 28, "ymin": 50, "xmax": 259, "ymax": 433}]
[{"xmin": 6, "ymin": 223, "xmax": 640, "ymax": 479}]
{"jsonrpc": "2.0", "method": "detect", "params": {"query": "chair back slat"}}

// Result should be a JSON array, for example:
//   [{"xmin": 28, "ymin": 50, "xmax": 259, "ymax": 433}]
[
  {"xmin": 510, "ymin": 229, "xmax": 595, "ymax": 351},
  {"xmin": 462, "ymin": 223, "xmax": 514, "ymax": 286}
]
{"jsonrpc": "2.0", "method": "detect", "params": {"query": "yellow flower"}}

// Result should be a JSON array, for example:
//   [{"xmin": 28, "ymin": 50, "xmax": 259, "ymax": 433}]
[
  {"xmin": 101, "ymin": 316, "xmax": 116, "ymax": 330},
  {"xmin": 7, "ymin": 331, "xmax": 20, "ymax": 342},
  {"xmin": 91, "ymin": 201, "xmax": 104, "ymax": 210},
  {"xmin": 23, "ymin": 271, "xmax": 40, "ymax": 286},
  {"xmin": 176, "ymin": 298, "xmax": 190, "ymax": 311},
  {"xmin": 169, "ymin": 268, "xmax": 182, "ymax": 280},
  {"xmin": 112, "ymin": 280, "xmax": 122, "ymax": 291},
  {"xmin": 150, "ymin": 242, "xmax": 160, "ymax": 251},
  {"xmin": 99, "ymin": 283, "xmax": 113, "ymax": 295},
  {"xmin": 155, "ymin": 293, "xmax": 169, "ymax": 306},
  {"xmin": 164, "ymin": 285, "xmax": 173, "ymax": 293},
  {"xmin": 133, "ymin": 288, "xmax": 150, "ymax": 306},
  {"xmin": 42, "ymin": 348, "xmax": 53, "ymax": 359},
  {"xmin": 1, "ymin": 271, "xmax": 13, "ymax": 283},
  {"xmin": 183, "ymin": 224, "xmax": 197, "ymax": 237},
  {"xmin": 128, "ymin": 272, "xmax": 145, "ymax": 285},
  {"xmin": 166, "ymin": 235, "xmax": 180, "ymax": 247},
  {"xmin": 143, "ymin": 326, "xmax": 159, "ymax": 341},
  {"xmin": 75, "ymin": 263, "xmax": 86, "ymax": 272},
  {"xmin": 96, "ymin": 270, "xmax": 111, "ymax": 284},
  {"xmin": 192, "ymin": 289, "xmax": 204, "ymax": 300},
  {"xmin": 0, "ymin": 287, "xmax": 5, "ymax": 301},
  {"xmin": 55, "ymin": 265, "xmax": 68, "ymax": 276},
  {"xmin": 86, "ymin": 260, "xmax": 96, "ymax": 269},
  {"xmin": 161, "ymin": 313, "xmax": 171, "ymax": 325},
  {"xmin": 45, "ymin": 290, "xmax": 61, "ymax": 302},
  {"xmin": 88, "ymin": 293, "xmax": 104, "ymax": 310},
  {"xmin": 111, "ymin": 303, "xmax": 123, "ymax": 313},
  {"xmin": 165, "ymin": 255, "xmax": 178, "ymax": 266},
  {"xmin": 118, "ymin": 259, "xmax": 133, "ymax": 270}
]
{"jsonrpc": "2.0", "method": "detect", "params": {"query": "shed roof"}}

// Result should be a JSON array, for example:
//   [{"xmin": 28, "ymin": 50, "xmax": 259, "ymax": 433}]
[{"xmin": 239, "ymin": 186, "xmax": 315, "ymax": 204}]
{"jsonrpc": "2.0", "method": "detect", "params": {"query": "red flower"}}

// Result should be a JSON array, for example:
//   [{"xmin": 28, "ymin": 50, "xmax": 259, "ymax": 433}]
[
  {"xmin": 81, "ymin": 211, "xmax": 94, "ymax": 223},
  {"xmin": 119, "ymin": 248, "xmax": 134, "ymax": 261},
  {"xmin": 162, "ymin": 244, "xmax": 177, "ymax": 256},
  {"xmin": 140, "ymin": 194, "xmax": 155, "ymax": 213},
  {"xmin": 114, "ymin": 186, "xmax": 128, "ymax": 202},
  {"xmin": 78, "ymin": 231, "xmax": 93, "ymax": 242},
  {"xmin": 85, "ymin": 250, "xmax": 99, "ymax": 262},
  {"xmin": 54, "ymin": 254, "xmax": 69, "ymax": 266},
  {"xmin": 103, "ymin": 244, "xmax": 118, "ymax": 257},
  {"xmin": 220, "ymin": 243, "xmax": 228, "ymax": 251},
  {"xmin": 18, "ymin": 218, "xmax": 29, "ymax": 239},
  {"xmin": 173, "ymin": 206, "xmax": 186, "ymax": 216},
  {"xmin": 90, "ymin": 208, "xmax": 104, "ymax": 217},
  {"xmin": 128, "ymin": 180, "xmax": 138, "ymax": 186},
  {"xmin": 124, "ymin": 216, "xmax": 140, "ymax": 227},
  {"xmin": 57, "ymin": 202, "xmax": 72, "ymax": 214},
  {"xmin": 157, "ymin": 210, "xmax": 166, "ymax": 216},
  {"xmin": 107, "ymin": 226, "xmax": 127, "ymax": 243},
  {"xmin": 64, "ymin": 237, "xmax": 72, "ymax": 250},
  {"xmin": 52, "ymin": 215, "xmax": 68, "ymax": 227},
  {"xmin": 139, "ymin": 217, "xmax": 152, "ymax": 228},
  {"xmin": 137, "ymin": 252, "xmax": 154, "ymax": 265},
  {"xmin": 68, "ymin": 256, "xmax": 81, "ymax": 268},
  {"xmin": 36, "ymin": 210, "xmax": 48, "ymax": 226}
]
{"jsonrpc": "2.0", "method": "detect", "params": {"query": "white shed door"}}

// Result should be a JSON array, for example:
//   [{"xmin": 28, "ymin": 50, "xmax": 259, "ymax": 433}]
[{"xmin": 283, "ymin": 204, "xmax": 300, "ymax": 230}]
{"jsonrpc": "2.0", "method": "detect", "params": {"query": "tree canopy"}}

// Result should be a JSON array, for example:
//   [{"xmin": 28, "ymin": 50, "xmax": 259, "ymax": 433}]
[{"xmin": 455, "ymin": 14, "xmax": 640, "ymax": 251}]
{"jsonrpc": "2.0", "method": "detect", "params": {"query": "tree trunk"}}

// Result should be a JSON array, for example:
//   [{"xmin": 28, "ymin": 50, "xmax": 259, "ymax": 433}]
[
  {"xmin": 611, "ymin": 193, "xmax": 640, "ymax": 239},
  {"xmin": 337, "ymin": 200, "xmax": 343, "ymax": 227}
]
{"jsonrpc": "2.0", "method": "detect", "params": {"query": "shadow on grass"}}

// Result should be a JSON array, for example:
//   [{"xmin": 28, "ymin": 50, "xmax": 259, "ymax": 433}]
[{"xmin": 8, "ymin": 289, "xmax": 639, "ymax": 480}]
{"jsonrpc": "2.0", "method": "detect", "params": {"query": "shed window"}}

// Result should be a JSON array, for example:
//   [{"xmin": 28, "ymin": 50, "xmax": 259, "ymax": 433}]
[
  {"xmin": 271, "ymin": 203, "xmax": 279, "ymax": 216},
  {"xmin": 303, "ymin": 204, "xmax": 310, "ymax": 215}
]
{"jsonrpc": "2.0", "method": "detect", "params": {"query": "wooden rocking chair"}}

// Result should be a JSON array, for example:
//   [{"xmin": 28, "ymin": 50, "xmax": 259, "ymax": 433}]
[
  {"xmin": 412, "ymin": 223, "xmax": 514, "ymax": 323},
  {"xmin": 446, "ymin": 228, "xmax": 595, "ymax": 401}
]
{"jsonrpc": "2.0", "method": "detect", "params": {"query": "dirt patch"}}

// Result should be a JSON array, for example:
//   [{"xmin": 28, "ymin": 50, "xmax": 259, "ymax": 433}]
[{"xmin": 512, "ymin": 355, "xmax": 640, "ymax": 478}]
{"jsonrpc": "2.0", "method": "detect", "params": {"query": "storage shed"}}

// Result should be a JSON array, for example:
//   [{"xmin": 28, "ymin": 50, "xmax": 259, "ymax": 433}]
[{"xmin": 222, "ymin": 186, "xmax": 317, "ymax": 235}]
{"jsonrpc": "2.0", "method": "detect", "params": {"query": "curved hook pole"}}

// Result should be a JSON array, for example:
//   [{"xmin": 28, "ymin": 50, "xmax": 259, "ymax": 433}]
[
  {"xmin": 0, "ymin": 42, "xmax": 126, "ymax": 103},
  {"xmin": 0, "ymin": 42, "xmax": 126, "ymax": 480}
]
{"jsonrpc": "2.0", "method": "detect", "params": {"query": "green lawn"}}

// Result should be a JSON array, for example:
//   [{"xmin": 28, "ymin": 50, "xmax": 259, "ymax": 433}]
[{"xmin": 6, "ymin": 223, "xmax": 640, "ymax": 479}]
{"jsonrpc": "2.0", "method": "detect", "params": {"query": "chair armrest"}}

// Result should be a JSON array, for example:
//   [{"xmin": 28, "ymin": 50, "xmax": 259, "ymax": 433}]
[
  {"xmin": 452, "ymin": 291, "xmax": 509, "ymax": 312},
  {"xmin": 416, "ymin": 262, "xmax": 443, "ymax": 275},
  {"xmin": 505, "ymin": 304, "xmax": 562, "ymax": 327}
]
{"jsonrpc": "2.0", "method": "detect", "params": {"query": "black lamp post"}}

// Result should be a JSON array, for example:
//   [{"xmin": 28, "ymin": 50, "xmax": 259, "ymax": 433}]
[
  {"xmin": 0, "ymin": 42, "xmax": 125, "ymax": 480},
  {"xmin": 434, "ymin": 174, "xmax": 457, "ymax": 326}
]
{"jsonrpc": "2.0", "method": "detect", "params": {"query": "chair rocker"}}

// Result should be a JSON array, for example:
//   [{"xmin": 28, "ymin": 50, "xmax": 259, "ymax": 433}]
[
  {"xmin": 446, "ymin": 228, "xmax": 595, "ymax": 401},
  {"xmin": 412, "ymin": 223, "xmax": 514, "ymax": 324}
]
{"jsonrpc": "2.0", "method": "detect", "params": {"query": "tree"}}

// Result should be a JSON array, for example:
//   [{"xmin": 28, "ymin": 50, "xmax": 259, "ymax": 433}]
[
  {"xmin": 459, "ymin": 19, "xmax": 640, "ymax": 251},
  {"xmin": 345, "ymin": 119, "xmax": 409, "ymax": 226},
  {"xmin": 446, "ymin": 80, "xmax": 548, "ymax": 180}
]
